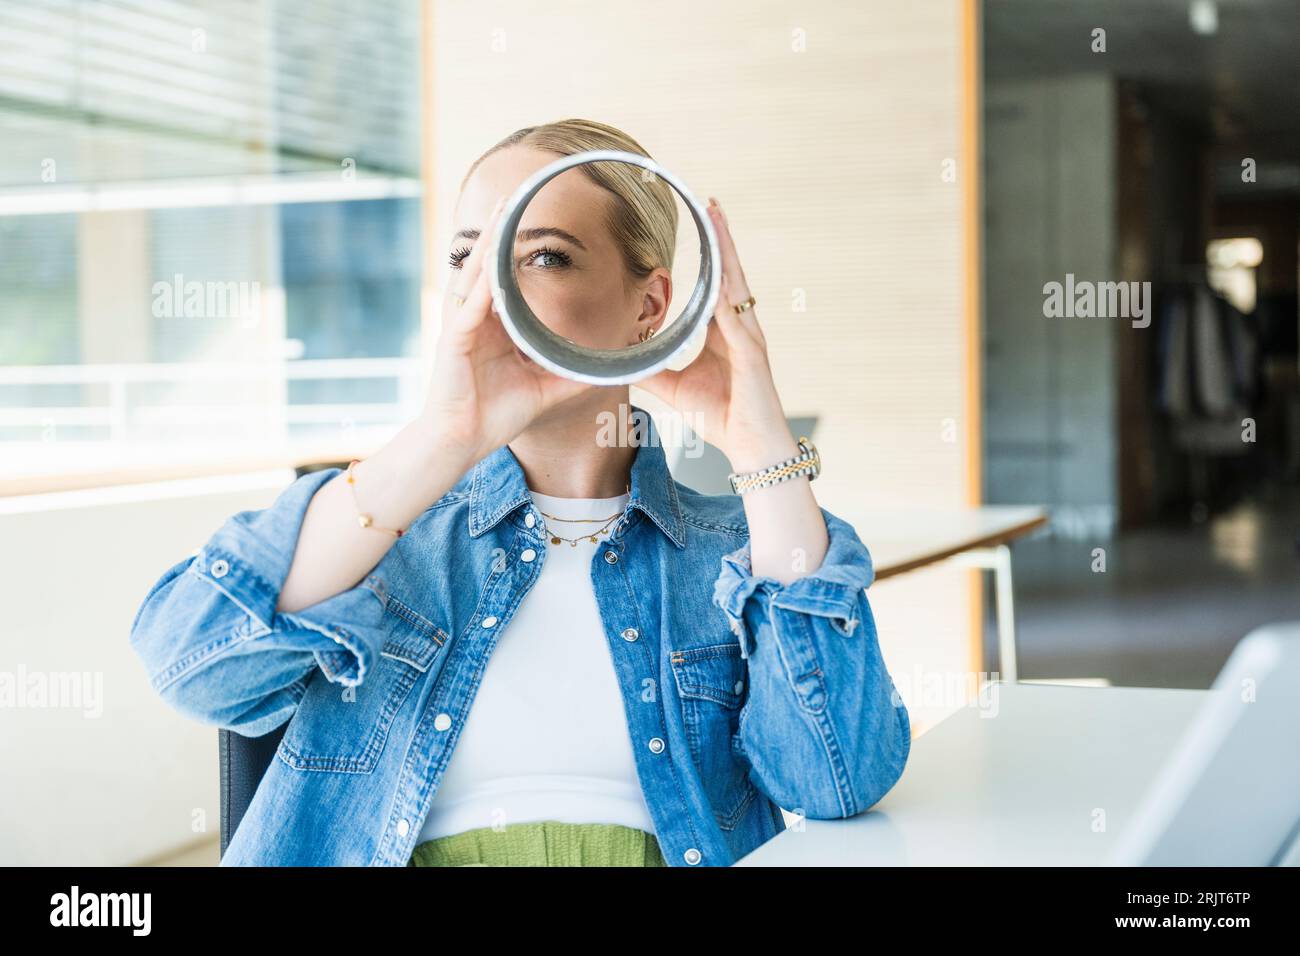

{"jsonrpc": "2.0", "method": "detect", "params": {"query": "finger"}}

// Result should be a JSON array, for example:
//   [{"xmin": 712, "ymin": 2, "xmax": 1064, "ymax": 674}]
[
  {"xmin": 446, "ymin": 197, "xmax": 509, "ymax": 339},
  {"xmin": 711, "ymin": 272, "xmax": 756, "ymax": 354},
  {"xmin": 698, "ymin": 310, "xmax": 730, "ymax": 357},
  {"xmin": 458, "ymin": 240, "xmax": 498, "ymax": 334},
  {"xmin": 707, "ymin": 198, "xmax": 751, "ymax": 298},
  {"xmin": 451, "ymin": 194, "xmax": 508, "ymax": 299},
  {"xmin": 477, "ymin": 294, "xmax": 519, "ymax": 355},
  {"xmin": 707, "ymin": 199, "xmax": 764, "ymax": 347}
]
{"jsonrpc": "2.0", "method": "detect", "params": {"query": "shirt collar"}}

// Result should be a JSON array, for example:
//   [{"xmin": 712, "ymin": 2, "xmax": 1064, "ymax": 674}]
[{"xmin": 467, "ymin": 405, "xmax": 687, "ymax": 548}]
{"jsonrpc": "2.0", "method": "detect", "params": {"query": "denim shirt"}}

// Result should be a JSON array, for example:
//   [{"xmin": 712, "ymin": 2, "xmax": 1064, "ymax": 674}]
[{"xmin": 129, "ymin": 412, "xmax": 911, "ymax": 866}]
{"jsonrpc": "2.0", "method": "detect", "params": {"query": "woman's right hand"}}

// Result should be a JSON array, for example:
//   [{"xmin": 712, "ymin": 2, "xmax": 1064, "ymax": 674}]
[
  {"xmin": 279, "ymin": 196, "xmax": 592, "ymax": 613},
  {"xmin": 421, "ymin": 194, "xmax": 592, "ymax": 469}
]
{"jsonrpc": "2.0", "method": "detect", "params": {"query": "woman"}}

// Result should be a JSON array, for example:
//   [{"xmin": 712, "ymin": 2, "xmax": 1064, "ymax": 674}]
[{"xmin": 129, "ymin": 118, "xmax": 911, "ymax": 867}]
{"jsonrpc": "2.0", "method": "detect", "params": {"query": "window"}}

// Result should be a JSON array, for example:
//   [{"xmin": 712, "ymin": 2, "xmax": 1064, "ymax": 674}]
[{"xmin": 0, "ymin": 0, "xmax": 424, "ymax": 489}]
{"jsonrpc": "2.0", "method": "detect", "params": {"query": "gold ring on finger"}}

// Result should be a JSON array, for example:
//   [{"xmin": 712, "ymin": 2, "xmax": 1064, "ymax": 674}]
[{"xmin": 732, "ymin": 294, "xmax": 756, "ymax": 314}]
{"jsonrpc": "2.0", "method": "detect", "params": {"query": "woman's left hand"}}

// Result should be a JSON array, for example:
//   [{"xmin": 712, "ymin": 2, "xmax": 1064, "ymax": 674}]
[{"xmin": 639, "ymin": 197, "xmax": 801, "ymax": 473}]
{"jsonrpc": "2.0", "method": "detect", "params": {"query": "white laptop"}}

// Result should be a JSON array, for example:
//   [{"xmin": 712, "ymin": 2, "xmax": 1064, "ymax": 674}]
[{"xmin": 1108, "ymin": 622, "xmax": 1300, "ymax": 865}]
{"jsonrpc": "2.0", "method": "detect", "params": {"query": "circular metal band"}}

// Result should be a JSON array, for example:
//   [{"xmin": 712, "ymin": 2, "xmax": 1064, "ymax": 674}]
[{"xmin": 488, "ymin": 149, "xmax": 721, "ymax": 385}]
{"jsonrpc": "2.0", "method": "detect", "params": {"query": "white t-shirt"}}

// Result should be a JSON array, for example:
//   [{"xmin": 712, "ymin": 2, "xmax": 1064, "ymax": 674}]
[{"xmin": 416, "ymin": 489, "xmax": 657, "ymax": 843}]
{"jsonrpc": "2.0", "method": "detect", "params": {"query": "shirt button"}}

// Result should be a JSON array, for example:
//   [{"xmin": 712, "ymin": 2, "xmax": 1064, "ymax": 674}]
[
  {"xmin": 481, "ymin": 615, "xmax": 498, "ymax": 627},
  {"xmin": 604, "ymin": 550, "xmax": 618, "ymax": 564},
  {"xmin": 396, "ymin": 818, "xmax": 410, "ymax": 837},
  {"xmin": 621, "ymin": 627, "xmax": 639, "ymax": 642},
  {"xmin": 648, "ymin": 737, "xmax": 665, "ymax": 754},
  {"xmin": 734, "ymin": 680, "xmax": 745, "ymax": 695},
  {"xmin": 210, "ymin": 559, "xmax": 229, "ymax": 578},
  {"xmin": 434, "ymin": 713, "xmax": 452, "ymax": 731},
  {"xmin": 524, "ymin": 512, "xmax": 536, "ymax": 528},
  {"xmin": 520, "ymin": 548, "xmax": 537, "ymax": 563},
  {"xmin": 684, "ymin": 848, "xmax": 702, "ymax": 865}
]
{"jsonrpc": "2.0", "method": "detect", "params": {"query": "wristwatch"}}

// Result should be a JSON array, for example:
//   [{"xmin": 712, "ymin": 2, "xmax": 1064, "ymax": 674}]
[{"xmin": 727, "ymin": 436, "xmax": 821, "ymax": 495}]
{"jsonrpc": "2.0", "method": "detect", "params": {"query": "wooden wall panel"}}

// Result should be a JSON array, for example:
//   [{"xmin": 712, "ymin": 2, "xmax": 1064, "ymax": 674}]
[{"xmin": 423, "ymin": 0, "xmax": 979, "ymax": 732}]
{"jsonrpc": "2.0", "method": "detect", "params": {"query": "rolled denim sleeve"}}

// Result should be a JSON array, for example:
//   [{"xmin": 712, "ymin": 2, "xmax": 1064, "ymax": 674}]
[
  {"xmin": 712, "ymin": 507, "xmax": 911, "ymax": 819},
  {"xmin": 129, "ymin": 468, "xmax": 393, "ymax": 737}
]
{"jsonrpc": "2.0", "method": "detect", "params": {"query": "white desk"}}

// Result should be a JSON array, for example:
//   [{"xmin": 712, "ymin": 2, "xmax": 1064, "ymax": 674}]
[
  {"xmin": 735, "ymin": 683, "xmax": 1208, "ymax": 866},
  {"xmin": 845, "ymin": 505, "xmax": 1049, "ymax": 681},
  {"xmin": 856, "ymin": 505, "xmax": 1048, "ymax": 581}
]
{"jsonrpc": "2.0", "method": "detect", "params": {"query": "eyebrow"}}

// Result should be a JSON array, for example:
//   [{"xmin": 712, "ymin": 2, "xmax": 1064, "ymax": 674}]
[{"xmin": 452, "ymin": 225, "xmax": 587, "ymax": 251}]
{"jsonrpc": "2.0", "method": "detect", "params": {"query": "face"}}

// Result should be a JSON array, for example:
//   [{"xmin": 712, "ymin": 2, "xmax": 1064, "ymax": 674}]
[{"xmin": 447, "ymin": 146, "xmax": 671, "ymax": 352}]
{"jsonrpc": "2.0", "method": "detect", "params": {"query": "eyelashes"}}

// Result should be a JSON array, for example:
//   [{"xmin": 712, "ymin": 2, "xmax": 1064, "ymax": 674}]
[
  {"xmin": 448, "ymin": 244, "xmax": 574, "ymax": 270},
  {"xmin": 525, "ymin": 245, "xmax": 574, "ymax": 270}
]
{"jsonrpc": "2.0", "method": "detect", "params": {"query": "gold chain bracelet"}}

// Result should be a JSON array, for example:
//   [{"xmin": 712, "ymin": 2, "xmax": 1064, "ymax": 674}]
[{"xmin": 346, "ymin": 459, "xmax": 406, "ymax": 538}]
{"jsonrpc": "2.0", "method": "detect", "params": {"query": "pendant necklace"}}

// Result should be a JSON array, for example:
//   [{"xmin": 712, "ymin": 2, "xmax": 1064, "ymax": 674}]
[{"xmin": 536, "ymin": 483, "xmax": 630, "ymax": 547}]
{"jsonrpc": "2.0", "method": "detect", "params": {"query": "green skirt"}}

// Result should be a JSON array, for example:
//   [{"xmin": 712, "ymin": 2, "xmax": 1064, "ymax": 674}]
[{"xmin": 408, "ymin": 821, "xmax": 666, "ymax": 867}]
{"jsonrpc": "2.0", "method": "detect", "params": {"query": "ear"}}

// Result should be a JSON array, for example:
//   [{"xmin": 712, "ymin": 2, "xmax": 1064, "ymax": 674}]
[{"xmin": 638, "ymin": 267, "xmax": 672, "ymax": 324}]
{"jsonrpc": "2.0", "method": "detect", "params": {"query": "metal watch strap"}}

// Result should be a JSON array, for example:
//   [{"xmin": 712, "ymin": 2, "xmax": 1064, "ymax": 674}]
[{"xmin": 727, "ymin": 437, "xmax": 820, "ymax": 495}]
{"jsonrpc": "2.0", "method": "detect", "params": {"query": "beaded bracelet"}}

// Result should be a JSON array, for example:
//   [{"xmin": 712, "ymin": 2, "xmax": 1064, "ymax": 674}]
[{"xmin": 346, "ymin": 459, "xmax": 406, "ymax": 538}]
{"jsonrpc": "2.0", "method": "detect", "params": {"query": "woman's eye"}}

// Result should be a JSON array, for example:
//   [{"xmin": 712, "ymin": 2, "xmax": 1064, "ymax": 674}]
[{"xmin": 524, "ymin": 247, "xmax": 572, "ymax": 270}]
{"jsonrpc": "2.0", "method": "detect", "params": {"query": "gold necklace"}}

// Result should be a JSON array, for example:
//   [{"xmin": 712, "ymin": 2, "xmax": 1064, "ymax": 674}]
[
  {"xmin": 534, "ymin": 483, "xmax": 630, "ymax": 541},
  {"xmin": 537, "ymin": 509, "xmax": 623, "ymax": 524},
  {"xmin": 545, "ymin": 513, "xmax": 622, "ymax": 547}
]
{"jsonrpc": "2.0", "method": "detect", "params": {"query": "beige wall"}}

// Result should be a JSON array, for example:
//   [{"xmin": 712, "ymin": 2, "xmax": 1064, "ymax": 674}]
[
  {"xmin": 0, "ymin": 474, "xmax": 294, "ymax": 865},
  {"xmin": 424, "ymin": 0, "xmax": 979, "ymax": 732}
]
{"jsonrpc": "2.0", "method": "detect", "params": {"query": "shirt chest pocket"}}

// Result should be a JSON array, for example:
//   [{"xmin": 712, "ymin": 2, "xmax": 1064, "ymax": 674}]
[
  {"xmin": 277, "ymin": 601, "xmax": 447, "ymax": 774},
  {"xmin": 670, "ymin": 642, "xmax": 758, "ymax": 830}
]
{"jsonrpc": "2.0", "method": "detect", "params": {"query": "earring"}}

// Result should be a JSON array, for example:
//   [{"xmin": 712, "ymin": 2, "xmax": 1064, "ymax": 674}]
[{"xmin": 637, "ymin": 327, "xmax": 657, "ymax": 343}]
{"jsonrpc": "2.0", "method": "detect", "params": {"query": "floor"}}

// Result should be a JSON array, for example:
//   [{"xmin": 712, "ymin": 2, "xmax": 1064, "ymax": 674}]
[
  {"xmin": 990, "ymin": 486, "xmax": 1300, "ymax": 689},
  {"xmin": 138, "ymin": 835, "xmax": 220, "ymax": 867}
]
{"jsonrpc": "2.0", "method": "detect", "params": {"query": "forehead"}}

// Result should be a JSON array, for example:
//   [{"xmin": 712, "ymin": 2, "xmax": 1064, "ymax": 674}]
[{"xmin": 457, "ymin": 146, "xmax": 611, "ymax": 233}]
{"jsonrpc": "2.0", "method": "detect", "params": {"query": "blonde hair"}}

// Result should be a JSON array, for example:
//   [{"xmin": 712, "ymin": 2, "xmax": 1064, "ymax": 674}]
[{"xmin": 462, "ymin": 118, "xmax": 678, "ymax": 283}]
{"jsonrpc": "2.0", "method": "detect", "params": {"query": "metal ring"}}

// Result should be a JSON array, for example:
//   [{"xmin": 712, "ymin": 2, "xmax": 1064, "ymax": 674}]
[
  {"xmin": 732, "ymin": 295, "xmax": 756, "ymax": 314},
  {"xmin": 488, "ymin": 149, "xmax": 721, "ymax": 385}
]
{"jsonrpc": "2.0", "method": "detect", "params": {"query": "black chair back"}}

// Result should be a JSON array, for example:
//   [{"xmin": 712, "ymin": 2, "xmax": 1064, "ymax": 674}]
[
  {"xmin": 218, "ymin": 724, "xmax": 288, "ymax": 858},
  {"xmin": 217, "ymin": 461, "xmax": 347, "ymax": 859}
]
